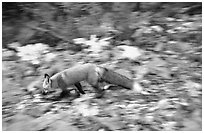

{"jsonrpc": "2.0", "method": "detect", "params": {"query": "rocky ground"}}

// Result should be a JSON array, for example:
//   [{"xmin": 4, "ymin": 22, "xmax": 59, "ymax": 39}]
[
  {"xmin": 2, "ymin": 48, "xmax": 202, "ymax": 131},
  {"xmin": 2, "ymin": 11, "xmax": 202, "ymax": 131}
]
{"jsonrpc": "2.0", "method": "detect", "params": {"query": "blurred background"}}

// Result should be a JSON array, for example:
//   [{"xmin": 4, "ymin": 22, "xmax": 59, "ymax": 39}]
[{"xmin": 2, "ymin": 2, "xmax": 202, "ymax": 131}]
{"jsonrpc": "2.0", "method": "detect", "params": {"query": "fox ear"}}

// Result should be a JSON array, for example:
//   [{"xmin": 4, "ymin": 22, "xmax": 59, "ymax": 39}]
[{"xmin": 44, "ymin": 73, "xmax": 50, "ymax": 78}]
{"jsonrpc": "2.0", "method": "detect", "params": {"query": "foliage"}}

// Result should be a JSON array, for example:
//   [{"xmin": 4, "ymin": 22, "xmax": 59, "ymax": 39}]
[
  {"xmin": 2, "ymin": 2, "xmax": 202, "ymax": 131},
  {"xmin": 73, "ymin": 35, "xmax": 112, "ymax": 55},
  {"xmin": 2, "ymin": 2, "xmax": 201, "ymax": 46},
  {"xmin": 10, "ymin": 43, "xmax": 56, "ymax": 65}
]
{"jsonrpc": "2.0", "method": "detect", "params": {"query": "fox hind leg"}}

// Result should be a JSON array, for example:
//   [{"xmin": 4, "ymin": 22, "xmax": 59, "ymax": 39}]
[
  {"xmin": 87, "ymin": 70, "xmax": 105, "ymax": 98},
  {"xmin": 59, "ymin": 90, "xmax": 70, "ymax": 98},
  {"xmin": 57, "ymin": 79, "xmax": 70, "ymax": 98},
  {"xmin": 92, "ymin": 84, "xmax": 105, "ymax": 98}
]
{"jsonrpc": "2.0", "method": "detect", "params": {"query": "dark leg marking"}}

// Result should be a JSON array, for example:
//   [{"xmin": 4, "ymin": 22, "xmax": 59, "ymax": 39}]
[{"xmin": 74, "ymin": 82, "xmax": 86, "ymax": 94}]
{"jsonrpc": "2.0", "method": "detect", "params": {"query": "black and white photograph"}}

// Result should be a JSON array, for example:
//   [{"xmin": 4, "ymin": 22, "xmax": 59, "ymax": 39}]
[{"xmin": 2, "ymin": 2, "xmax": 202, "ymax": 131}]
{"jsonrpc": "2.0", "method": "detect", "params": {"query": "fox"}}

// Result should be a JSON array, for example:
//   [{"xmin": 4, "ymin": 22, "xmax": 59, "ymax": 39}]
[{"xmin": 42, "ymin": 63, "xmax": 142, "ymax": 98}]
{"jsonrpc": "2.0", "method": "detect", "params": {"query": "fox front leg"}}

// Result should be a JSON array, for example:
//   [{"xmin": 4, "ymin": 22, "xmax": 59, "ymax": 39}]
[
  {"xmin": 57, "ymin": 78, "xmax": 70, "ymax": 98},
  {"xmin": 74, "ymin": 82, "xmax": 86, "ymax": 94},
  {"xmin": 87, "ymin": 70, "xmax": 105, "ymax": 98}
]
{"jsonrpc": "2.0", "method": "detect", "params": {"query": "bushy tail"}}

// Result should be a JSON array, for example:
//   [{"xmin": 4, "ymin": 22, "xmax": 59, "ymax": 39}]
[
  {"xmin": 101, "ymin": 68, "xmax": 143, "ymax": 93},
  {"xmin": 101, "ymin": 68, "xmax": 133, "ymax": 90}
]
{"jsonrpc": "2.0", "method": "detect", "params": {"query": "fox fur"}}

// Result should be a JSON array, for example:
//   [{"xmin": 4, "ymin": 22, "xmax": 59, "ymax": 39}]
[{"xmin": 42, "ymin": 63, "xmax": 142, "ymax": 98}]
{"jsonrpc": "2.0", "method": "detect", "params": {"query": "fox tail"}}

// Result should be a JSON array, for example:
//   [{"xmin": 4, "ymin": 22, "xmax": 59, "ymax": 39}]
[{"xmin": 100, "ymin": 68, "xmax": 143, "ymax": 93}]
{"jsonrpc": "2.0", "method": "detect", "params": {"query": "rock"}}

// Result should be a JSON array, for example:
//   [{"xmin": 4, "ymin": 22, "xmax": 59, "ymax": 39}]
[
  {"xmin": 166, "ymin": 17, "xmax": 176, "ymax": 21},
  {"xmin": 2, "ymin": 121, "xmax": 8, "ymax": 131},
  {"xmin": 134, "ymin": 65, "xmax": 149, "ymax": 80},
  {"xmin": 25, "ymin": 107, "xmax": 43, "ymax": 118},
  {"xmin": 95, "ymin": 117, "xmax": 126, "ymax": 130},
  {"xmin": 7, "ymin": 42, "xmax": 21, "ymax": 49},
  {"xmin": 162, "ymin": 121, "xmax": 177, "ymax": 131},
  {"xmin": 26, "ymin": 79, "xmax": 42, "ymax": 93},
  {"xmin": 2, "ymin": 49, "xmax": 17, "ymax": 61},
  {"xmin": 49, "ymin": 120, "xmax": 79, "ymax": 131},
  {"xmin": 6, "ymin": 121, "xmax": 37, "ymax": 131},
  {"xmin": 24, "ymin": 104, "xmax": 51, "ymax": 118},
  {"xmin": 120, "ymin": 40, "xmax": 131, "ymax": 45},
  {"xmin": 39, "ymin": 103, "xmax": 53, "ymax": 113},
  {"xmin": 151, "ymin": 25, "xmax": 163, "ymax": 32},
  {"xmin": 74, "ymin": 103, "xmax": 99, "ymax": 117},
  {"xmin": 44, "ymin": 53, "xmax": 57, "ymax": 62},
  {"xmin": 6, "ymin": 113, "xmax": 36, "ymax": 131},
  {"xmin": 154, "ymin": 43, "xmax": 164, "ymax": 51},
  {"xmin": 81, "ymin": 35, "xmax": 111, "ymax": 54},
  {"xmin": 24, "ymin": 69, "xmax": 35, "ymax": 76},
  {"xmin": 157, "ymin": 99, "xmax": 170, "ymax": 109},
  {"xmin": 14, "ymin": 113, "xmax": 34, "ymax": 122},
  {"xmin": 187, "ymin": 54, "xmax": 202, "ymax": 63},
  {"xmin": 144, "ymin": 114, "xmax": 154, "ymax": 123},
  {"xmin": 129, "ymin": 125, "xmax": 140, "ymax": 131},
  {"xmin": 73, "ymin": 37, "xmax": 87, "ymax": 44},
  {"xmin": 31, "ymin": 113, "xmax": 60, "ymax": 130},
  {"xmin": 94, "ymin": 51, "xmax": 111, "ymax": 62},
  {"xmin": 2, "ymin": 93, "xmax": 21, "ymax": 106},
  {"xmin": 146, "ymin": 57, "xmax": 171, "ymax": 79},
  {"xmin": 114, "ymin": 45, "xmax": 143, "ymax": 60},
  {"xmin": 166, "ymin": 41, "xmax": 193, "ymax": 53},
  {"xmin": 148, "ymin": 57, "xmax": 167, "ymax": 67},
  {"xmin": 181, "ymin": 119, "xmax": 201, "ymax": 131}
]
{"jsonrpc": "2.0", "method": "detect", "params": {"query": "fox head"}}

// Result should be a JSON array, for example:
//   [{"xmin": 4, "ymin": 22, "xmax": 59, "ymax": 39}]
[{"xmin": 42, "ymin": 73, "xmax": 52, "ymax": 95}]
